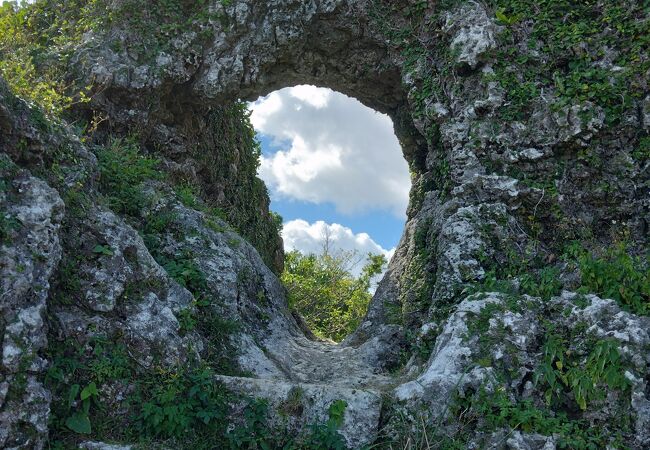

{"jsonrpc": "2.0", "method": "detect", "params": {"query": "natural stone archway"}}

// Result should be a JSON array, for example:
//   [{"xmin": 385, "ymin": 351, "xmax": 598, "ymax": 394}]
[
  {"xmin": 31, "ymin": 2, "xmax": 434, "ymax": 446},
  {"xmin": 2, "ymin": 0, "xmax": 650, "ymax": 448},
  {"xmin": 83, "ymin": 1, "xmax": 406, "ymax": 119},
  {"xmin": 80, "ymin": 0, "xmax": 429, "ymax": 183},
  {"xmin": 78, "ymin": 0, "xmax": 431, "ymax": 353}
]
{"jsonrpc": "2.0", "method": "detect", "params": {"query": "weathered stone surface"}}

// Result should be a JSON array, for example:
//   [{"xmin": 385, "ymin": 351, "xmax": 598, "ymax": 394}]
[
  {"xmin": 50, "ymin": 203, "xmax": 201, "ymax": 368},
  {"xmin": 0, "ymin": 158, "xmax": 64, "ymax": 449},
  {"xmin": 218, "ymin": 375, "xmax": 382, "ymax": 448},
  {"xmin": 79, "ymin": 442, "xmax": 134, "ymax": 450},
  {"xmin": 394, "ymin": 292, "xmax": 650, "ymax": 448},
  {"xmin": 0, "ymin": 0, "xmax": 648, "ymax": 447},
  {"xmin": 443, "ymin": 1, "xmax": 498, "ymax": 70}
]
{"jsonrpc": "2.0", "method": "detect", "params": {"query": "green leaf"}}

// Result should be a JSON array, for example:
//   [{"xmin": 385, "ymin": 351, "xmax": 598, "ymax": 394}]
[
  {"xmin": 67, "ymin": 384, "xmax": 80, "ymax": 408},
  {"xmin": 495, "ymin": 8, "xmax": 509, "ymax": 23},
  {"xmin": 66, "ymin": 412, "xmax": 92, "ymax": 434},
  {"xmin": 327, "ymin": 399, "xmax": 347, "ymax": 427},
  {"xmin": 80, "ymin": 382, "xmax": 98, "ymax": 401},
  {"xmin": 92, "ymin": 244, "xmax": 114, "ymax": 256}
]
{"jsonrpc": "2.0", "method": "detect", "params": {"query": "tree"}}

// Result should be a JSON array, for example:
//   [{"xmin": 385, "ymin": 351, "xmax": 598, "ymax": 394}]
[{"xmin": 281, "ymin": 249, "xmax": 386, "ymax": 342}]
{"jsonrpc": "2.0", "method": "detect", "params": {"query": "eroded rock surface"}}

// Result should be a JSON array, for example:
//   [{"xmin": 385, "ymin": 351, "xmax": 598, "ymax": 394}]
[
  {"xmin": 1, "ymin": 0, "xmax": 649, "ymax": 448},
  {"xmin": 0, "ymin": 157, "xmax": 64, "ymax": 449}
]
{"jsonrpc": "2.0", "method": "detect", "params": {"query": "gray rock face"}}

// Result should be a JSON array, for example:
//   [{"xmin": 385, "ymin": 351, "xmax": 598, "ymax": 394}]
[
  {"xmin": 1, "ymin": 0, "xmax": 649, "ymax": 447},
  {"xmin": 0, "ymin": 157, "xmax": 64, "ymax": 449},
  {"xmin": 443, "ymin": 1, "xmax": 498, "ymax": 70},
  {"xmin": 393, "ymin": 292, "xmax": 650, "ymax": 448},
  {"xmin": 219, "ymin": 375, "xmax": 382, "ymax": 449}
]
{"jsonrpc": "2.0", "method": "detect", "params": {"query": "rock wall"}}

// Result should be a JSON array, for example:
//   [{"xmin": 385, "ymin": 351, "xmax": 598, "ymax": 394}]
[{"xmin": 1, "ymin": 0, "xmax": 649, "ymax": 448}]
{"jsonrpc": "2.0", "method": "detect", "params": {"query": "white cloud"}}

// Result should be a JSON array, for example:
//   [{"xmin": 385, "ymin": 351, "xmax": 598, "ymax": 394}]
[
  {"xmin": 288, "ymin": 85, "xmax": 330, "ymax": 108},
  {"xmin": 282, "ymin": 219, "xmax": 395, "ymax": 279},
  {"xmin": 250, "ymin": 86, "xmax": 411, "ymax": 217}
]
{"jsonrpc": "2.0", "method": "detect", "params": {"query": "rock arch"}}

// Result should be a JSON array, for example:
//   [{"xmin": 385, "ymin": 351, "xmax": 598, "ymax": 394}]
[
  {"xmin": 3, "ymin": 0, "xmax": 649, "ymax": 448},
  {"xmin": 81, "ymin": 0, "xmax": 429, "ymax": 346},
  {"xmin": 63, "ymin": 2, "xmax": 434, "ymax": 446},
  {"xmin": 84, "ymin": 0, "xmax": 417, "ymax": 147}
]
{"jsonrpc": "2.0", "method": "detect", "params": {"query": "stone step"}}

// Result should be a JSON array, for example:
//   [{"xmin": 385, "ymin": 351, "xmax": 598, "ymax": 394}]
[{"xmin": 215, "ymin": 375, "xmax": 383, "ymax": 449}]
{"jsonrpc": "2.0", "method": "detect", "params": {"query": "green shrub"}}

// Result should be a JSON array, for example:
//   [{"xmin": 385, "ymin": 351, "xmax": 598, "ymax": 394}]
[
  {"xmin": 96, "ymin": 137, "xmax": 161, "ymax": 216},
  {"xmin": 471, "ymin": 264, "xmax": 562, "ymax": 302},
  {"xmin": 156, "ymin": 252, "xmax": 208, "ymax": 294},
  {"xmin": 567, "ymin": 242, "xmax": 650, "ymax": 315},
  {"xmin": 135, "ymin": 365, "xmax": 230, "ymax": 439},
  {"xmin": 302, "ymin": 400, "xmax": 349, "ymax": 450},
  {"xmin": 535, "ymin": 334, "xmax": 629, "ymax": 411},
  {"xmin": 184, "ymin": 103, "xmax": 284, "ymax": 273},
  {"xmin": 519, "ymin": 266, "xmax": 563, "ymax": 301},
  {"xmin": 177, "ymin": 307, "xmax": 197, "ymax": 335},
  {"xmin": 226, "ymin": 399, "xmax": 275, "ymax": 449},
  {"xmin": 45, "ymin": 336, "xmax": 136, "ymax": 443},
  {"xmin": 194, "ymin": 305, "xmax": 241, "ymax": 375},
  {"xmin": 454, "ymin": 386, "xmax": 626, "ymax": 449},
  {"xmin": 282, "ymin": 250, "xmax": 386, "ymax": 341},
  {"xmin": 0, "ymin": 0, "xmax": 104, "ymax": 117},
  {"xmin": 227, "ymin": 398, "xmax": 349, "ymax": 450},
  {"xmin": 0, "ymin": 212, "xmax": 20, "ymax": 243}
]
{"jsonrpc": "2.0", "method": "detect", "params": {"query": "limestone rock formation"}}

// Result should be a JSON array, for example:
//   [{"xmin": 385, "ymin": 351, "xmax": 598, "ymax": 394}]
[{"xmin": 0, "ymin": 0, "xmax": 649, "ymax": 448}]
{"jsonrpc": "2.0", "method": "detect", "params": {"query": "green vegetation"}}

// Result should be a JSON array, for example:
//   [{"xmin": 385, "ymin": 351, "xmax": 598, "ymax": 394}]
[
  {"xmin": 380, "ymin": 0, "xmax": 649, "ymax": 125},
  {"xmin": 0, "ymin": 212, "xmax": 20, "ymax": 244},
  {"xmin": 302, "ymin": 400, "xmax": 349, "ymax": 450},
  {"xmin": 2, "ymin": 0, "xmax": 645, "ymax": 448},
  {"xmin": 0, "ymin": 0, "xmax": 100, "ymax": 117},
  {"xmin": 46, "ymin": 334, "xmax": 353, "ymax": 449},
  {"xmin": 46, "ymin": 335, "xmax": 233, "ymax": 447},
  {"xmin": 566, "ymin": 242, "xmax": 650, "ymax": 316},
  {"xmin": 0, "ymin": 154, "xmax": 21, "ymax": 244},
  {"xmin": 470, "ymin": 239, "xmax": 649, "ymax": 318},
  {"xmin": 451, "ymin": 384, "xmax": 629, "ymax": 449},
  {"xmin": 633, "ymin": 137, "xmax": 650, "ymax": 163},
  {"xmin": 476, "ymin": 265, "xmax": 563, "ymax": 302},
  {"xmin": 438, "ymin": 300, "xmax": 634, "ymax": 449},
  {"xmin": 536, "ymin": 333, "xmax": 629, "ymax": 410},
  {"xmin": 96, "ymin": 0, "xmax": 231, "ymax": 61},
  {"xmin": 46, "ymin": 336, "xmax": 134, "ymax": 443},
  {"xmin": 226, "ymin": 398, "xmax": 349, "ymax": 450},
  {"xmin": 0, "ymin": 2, "xmax": 284, "ymax": 273},
  {"xmin": 282, "ymin": 249, "xmax": 386, "ymax": 342},
  {"xmin": 141, "ymin": 215, "xmax": 242, "ymax": 375},
  {"xmin": 134, "ymin": 365, "xmax": 230, "ymax": 439},
  {"xmin": 487, "ymin": 0, "xmax": 649, "ymax": 124},
  {"xmin": 64, "ymin": 382, "xmax": 99, "ymax": 434},
  {"xmin": 0, "ymin": 0, "xmax": 229, "ymax": 117},
  {"xmin": 187, "ymin": 103, "xmax": 285, "ymax": 273},
  {"xmin": 96, "ymin": 137, "xmax": 161, "ymax": 216}
]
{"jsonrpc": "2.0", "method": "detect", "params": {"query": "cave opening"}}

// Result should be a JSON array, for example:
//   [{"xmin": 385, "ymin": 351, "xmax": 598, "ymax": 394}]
[{"xmin": 247, "ymin": 85, "xmax": 412, "ymax": 343}]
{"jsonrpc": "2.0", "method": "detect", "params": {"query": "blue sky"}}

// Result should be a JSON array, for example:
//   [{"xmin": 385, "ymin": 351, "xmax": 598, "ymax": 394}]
[
  {"xmin": 249, "ymin": 86, "xmax": 411, "ymax": 265},
  {"xmin": 257, "ymin": 134, "xmax": 405, "ymax": 250}
]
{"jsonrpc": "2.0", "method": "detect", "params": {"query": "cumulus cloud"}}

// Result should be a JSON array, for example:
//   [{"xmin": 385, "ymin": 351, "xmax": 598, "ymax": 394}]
[
  {"xmin": 282, "ymin": 219, "xmax": 395, "ymax": 278},
  {"xmin": 250, "ymin": 85, "xmax": 411, "ymax": 217}
]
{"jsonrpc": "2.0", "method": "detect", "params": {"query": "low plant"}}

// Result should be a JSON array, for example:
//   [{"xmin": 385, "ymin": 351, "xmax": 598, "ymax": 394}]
[
  {"xmin": 156, "ymin": 252, "xmax": 208, "ymax": 294},
  {"xmin": 45, "ymin": 336, "xmax": 136, "ymax": 443},
  {"xmin": 64, "ymin": 382, "xmax": 99, "ymax": 434},
  {"xmin": 535, "ymin": 333, "xmax": 630, "ymax": 411},
  {"xmin": 301, "ymin": 400, "xmax": 349, "ymax": 450},
  {"xmin": 177, "ymin": 307, "xmax": 197, "ymax": 335},
  {"xmin": 566, "ymin": 242, "xmax": 650, "ymax": 316},
  {"xmin": 96, "ymin": 137, "xmax": 161, "ymax": 216},
  {"xmin": 453, "ymin": 386, "xmax": 626, "ymax": 449},
  {"xmin": 135, "ymin": 365, "xmax": 230, "ymax": 439},
  {"xmin": 0, "ymin": 212, "xmax": 20, "ymax": 243}
]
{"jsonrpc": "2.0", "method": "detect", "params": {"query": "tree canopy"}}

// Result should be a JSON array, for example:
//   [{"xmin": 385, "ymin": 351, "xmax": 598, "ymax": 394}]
[{"xmin": 282, "ymin": 249, "xmax": 386, "ymax": 342}]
